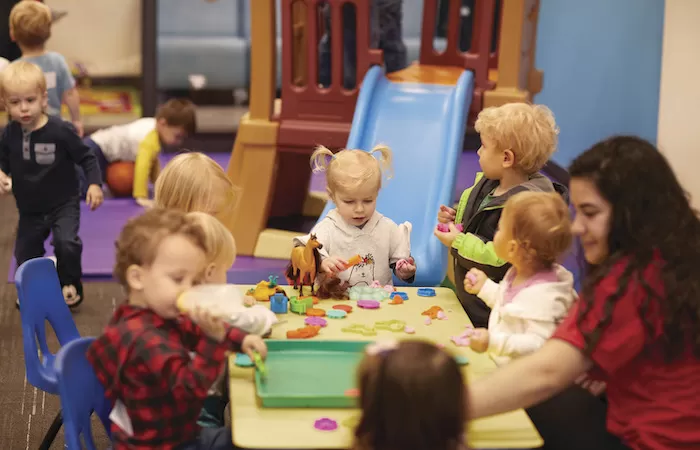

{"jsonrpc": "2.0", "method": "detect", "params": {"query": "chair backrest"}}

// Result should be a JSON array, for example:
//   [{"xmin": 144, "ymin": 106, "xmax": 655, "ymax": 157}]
[
  {"xmin": 55, "ymin": 337, "xmax": 112, "ymax": 450},
  {"xmin": 15, "ymin": 257, "xmax": 81, "ymax": 393}
]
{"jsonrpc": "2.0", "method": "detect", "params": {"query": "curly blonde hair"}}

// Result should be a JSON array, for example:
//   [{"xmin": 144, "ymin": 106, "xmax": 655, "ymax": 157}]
[
  {"xmin": 502, "ymin": 191, "xmax": 572, "ymax": 268},
  {"xmin": 310, "ymin": 144, "xmax": 393, "ymax": 195},
  {"xmin": 10, "ymin": 0, "xmax": 52, "ymax": 48},
  {"xmin": 475, "ymin": 103, "xmax": 559, "ymax": 174}
]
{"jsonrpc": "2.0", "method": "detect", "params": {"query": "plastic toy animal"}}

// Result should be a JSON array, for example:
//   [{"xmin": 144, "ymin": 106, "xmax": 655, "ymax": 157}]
[{"xmin": 286, "ymin": 233, "xmax": 322, "ymax": 296}]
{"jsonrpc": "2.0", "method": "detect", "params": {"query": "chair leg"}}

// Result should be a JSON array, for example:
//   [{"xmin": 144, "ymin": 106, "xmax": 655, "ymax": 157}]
[{"xmin": 38, "ymin": 410, "xmax": 62, "ymax": 450}]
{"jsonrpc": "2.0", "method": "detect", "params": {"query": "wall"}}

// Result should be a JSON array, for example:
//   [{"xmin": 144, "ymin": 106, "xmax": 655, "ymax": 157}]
[
  {"xmin": 534, "ymin": 0, "xmax": 664, "ymax": 168},
  {"xmin": 657, "ymin": 0, "xmax": 700, "ymax": 208},
  {"xmin": 45, "ymin": 0, "xmax": 141, "ymax": 76}
]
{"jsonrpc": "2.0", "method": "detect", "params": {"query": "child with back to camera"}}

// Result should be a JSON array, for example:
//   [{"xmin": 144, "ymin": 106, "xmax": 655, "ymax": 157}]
[
  {"xmin": 435, "ymin": 103, "xmax": 566, "ymax": 329},
  {"xmin": 462, "ymin": 191, "xmax": 577, "ymax": 366},
  {"xmin": 293, "ymin": 144, "xmax": 416, "ymax": 287},
  {"xmin": 0, "ymin": 60, "xmax": 103, "ymax": 308},
  {"xmin": 352, "ymin": 339, "xmax": 468, "ymax": 450},
  {"xmin": 87, "ymin": 208, "xmax": 267, "ymax": 450}
]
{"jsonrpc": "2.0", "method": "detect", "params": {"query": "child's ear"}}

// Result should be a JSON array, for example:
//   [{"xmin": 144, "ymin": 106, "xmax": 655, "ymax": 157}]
[
  {"xmin": 502, "ymin": 149, "xmax": 515, "ymax": 169},
  {"xmin": 125, "ymin": 265, "xmax": 145, "ymax": 291},
  {"xmin": 204, "ymin": 263, "xmax": 216, "ymax": 282},
  {"xmin": 507, "ymin": 239, "xmax": 519, "ymax": 259},
  {"xmin": 327, "ymin": 188, "xmax": 335, "ymax": 203}
]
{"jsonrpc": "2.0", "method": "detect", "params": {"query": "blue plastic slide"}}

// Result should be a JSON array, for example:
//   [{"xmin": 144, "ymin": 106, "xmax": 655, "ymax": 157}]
[{"xmin": 317, "ymin": 65, "xmax": 475, "ymax": 286}]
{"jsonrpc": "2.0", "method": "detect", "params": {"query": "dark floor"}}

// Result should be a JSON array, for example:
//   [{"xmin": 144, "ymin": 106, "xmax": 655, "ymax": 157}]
[{"xmin": 0, "ymin": 194, "xmax": 115, "ymax": 448}]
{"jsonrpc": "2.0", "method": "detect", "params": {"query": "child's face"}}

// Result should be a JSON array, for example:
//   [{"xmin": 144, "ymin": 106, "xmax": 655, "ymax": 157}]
[
  {"xmin": 570, "ymin": 177, "xmax": 611, "ymax": 265},
  {"xmin": 156, "ymin": 119, "xmax": 188, "ymax": 147},
  {"xmin": 477, "ymin": 135, "xmax": 508, "ymax": 179},
  {"xmin": 330, "ymin": 183, "xmax": 378, "ymax": 227},
  {"xmin": 493, "ymin": 212, "xmax": 518, "ymax": 263},
  {"xmin": 4, "ymin": 85, "xmax": 47, "ymax": 129},
  {"xmin": 128, "ymin": 233, "xmax": 206, "ymax": 319}
]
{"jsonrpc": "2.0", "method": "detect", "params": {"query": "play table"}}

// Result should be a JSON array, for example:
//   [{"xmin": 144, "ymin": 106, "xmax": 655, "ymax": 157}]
[{"xmin": 228, "ymin": 286, "xmax": 543, "ymax": 449}]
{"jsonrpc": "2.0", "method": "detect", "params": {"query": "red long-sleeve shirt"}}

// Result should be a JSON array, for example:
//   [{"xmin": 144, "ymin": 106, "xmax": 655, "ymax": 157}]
[{"xmin": 87, "ymin": 304, "xmax": 246, "ymax": 449}]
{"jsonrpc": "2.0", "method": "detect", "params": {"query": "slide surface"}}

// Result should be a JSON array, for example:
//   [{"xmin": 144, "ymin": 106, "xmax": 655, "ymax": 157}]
[{"xmin": 318, "ymin": 65, "xmax": 475, "ymax": 286}]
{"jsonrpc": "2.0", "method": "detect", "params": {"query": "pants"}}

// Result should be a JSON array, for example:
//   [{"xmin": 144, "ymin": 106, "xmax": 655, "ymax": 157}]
[
  {"xmin": 318, "ymin": 0, "xmax": 407, "ymax": 88},
  {"xmin": 175, "ymin": 427, "xmax": 236, "ymax": 450},
  {"xmin": 78, "ymin": 137, "xmax": 108, "ymax": 198},
  {"xmin": 15, "ymin": 198, "xmax": 83, "ymax": 291},
  {"xmin": 526, "ymin": 385, "xmax": 631, "ymax": 450}
]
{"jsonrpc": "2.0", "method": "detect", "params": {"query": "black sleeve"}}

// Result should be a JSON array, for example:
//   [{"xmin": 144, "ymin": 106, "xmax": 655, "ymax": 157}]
[
  {"xmin": 0, "ymin": 126, "xmax": 11, "ymax": 176},
  {"xmin": 63, "ymin": 123, "xmax": 101, "ymax": 185}
]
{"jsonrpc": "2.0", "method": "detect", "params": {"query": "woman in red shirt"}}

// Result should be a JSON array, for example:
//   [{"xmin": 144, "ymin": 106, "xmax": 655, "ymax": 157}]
[{"xmin": 468, "ymin": 136, "xmax": 700, "ymax": 450}]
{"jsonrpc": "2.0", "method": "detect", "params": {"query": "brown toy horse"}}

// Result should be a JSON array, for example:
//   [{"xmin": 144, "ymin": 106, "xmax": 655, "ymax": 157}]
[{"xmin": 286, "ymin": 233, "xmax": 323, "ymax": 296}]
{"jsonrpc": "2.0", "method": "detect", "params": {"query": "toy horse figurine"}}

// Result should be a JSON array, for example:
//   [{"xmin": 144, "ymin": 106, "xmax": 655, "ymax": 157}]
[{"xmin": 286, "ymin": 234, "xmax": 322, "ymax": 296}]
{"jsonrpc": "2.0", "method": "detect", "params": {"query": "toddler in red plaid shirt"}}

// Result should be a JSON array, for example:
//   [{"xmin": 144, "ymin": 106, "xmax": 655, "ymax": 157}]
[{"xmin": 86, "ymin": 208, "xmax": 267, "ymax": 450}]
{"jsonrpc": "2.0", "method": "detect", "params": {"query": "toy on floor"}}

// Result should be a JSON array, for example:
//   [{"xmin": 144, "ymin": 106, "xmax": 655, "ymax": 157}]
[
  {"xmin": 246, "ymin": 278, "xmax": 286, "ymax": 301},
  {"xmin": 106, "ymin": 161, "xmax": 135, "ymax": 197},
  {"xmin": 286, "ymin": 233, "xmax": 322, "ymax": 296},
  {"xmin": 436, "ymin": 222, "xmax": 464, "ymax": 233}
]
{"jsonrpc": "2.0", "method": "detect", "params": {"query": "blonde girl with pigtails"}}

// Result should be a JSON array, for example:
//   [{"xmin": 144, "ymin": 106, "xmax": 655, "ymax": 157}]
[{"xmin": 293, "ymin": 144, "xmax": 416, "ymax": 287}]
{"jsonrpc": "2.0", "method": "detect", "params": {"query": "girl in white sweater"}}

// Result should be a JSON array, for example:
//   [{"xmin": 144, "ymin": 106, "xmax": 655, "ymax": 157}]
[{"xmin": 463, "ymin": 191, "xmax": 576, "ymax": 366}]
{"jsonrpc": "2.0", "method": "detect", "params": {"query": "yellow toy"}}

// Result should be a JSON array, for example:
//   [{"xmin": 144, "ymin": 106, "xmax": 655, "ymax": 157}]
[{"xmin": 245, "ymin": 276, "xmax": 285, "ymax": 301}]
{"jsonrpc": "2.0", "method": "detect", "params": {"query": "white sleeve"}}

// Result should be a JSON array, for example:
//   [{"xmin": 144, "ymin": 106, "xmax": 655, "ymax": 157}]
[
  {"xmin": 389, "ymin": 221, "xmax": 412, "ymax": 264},
  {"xmin": 476, "ymin": 279, "xmax": 501, "ymax": 308},
  {"xmin": 292, "ymin": 218, "xmax": 333, "ymax": 259},
  {"xmin": 487, "ymin": 319, "xmax": 555, "ymax": 358}
]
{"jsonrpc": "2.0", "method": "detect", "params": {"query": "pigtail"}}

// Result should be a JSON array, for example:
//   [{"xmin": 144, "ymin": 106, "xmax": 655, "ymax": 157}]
[
  {"xmin": 370, "ymin": 144, "xmax": 393, "ymax": 180},
  {"xmin": 310, "ymin": 145, "xmax": 335, "ymax": 174}
]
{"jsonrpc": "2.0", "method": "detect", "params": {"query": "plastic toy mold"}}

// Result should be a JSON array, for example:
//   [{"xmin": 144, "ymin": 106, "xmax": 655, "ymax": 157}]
[
  {"xmin": 417, "ymin": 288, "xmax": 436, "ymax": 297},
  {"xmin": 375, "ymin": 320, "xmax": 406, "ymax": 332},
  {"xmin": 341, "ymin": 324, "xmax": 377, "ymax": 336},
  {"xmin": 314, "ymin": 417, "xmax": 338, "ymax": 431},
  {"xmin": 357, "ymin": 300, "xmax": 380, "ymax": 309},
  {"xmin": 348, "ymin": 285, "xmax": 390, "ymax": 301},
  {"xmin": 305, "ymin": 317, "xmax": 328, "ymax": 327}
]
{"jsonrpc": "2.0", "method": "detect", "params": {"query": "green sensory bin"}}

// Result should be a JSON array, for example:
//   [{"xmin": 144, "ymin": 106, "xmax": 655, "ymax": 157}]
[{"xmin": 254, "ymin": 340, "xmax": 371, "ymax": 408}]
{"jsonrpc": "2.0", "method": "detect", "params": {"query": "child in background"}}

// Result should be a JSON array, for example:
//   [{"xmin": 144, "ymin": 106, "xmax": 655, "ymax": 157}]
[
  {"xmin": 9, "ymin": 0, "xmax": 82, "ymax": 135},
  {"xmin": 87, "ymin": 208, "xmax": 267, "ymax": 450},
  {"xmin": 435, "ymin": 103, "xmax": 565, "ymax": 328},
  {"xmin": 462, "ymin": 191, "xmax": 576, "ymax": 366},
  {"xmin": 0, "ymin": 61, "xmax": 103, "ymax": 308},
  {"xmin": 352, "ymin": 339, "xmax": 468, "ymax": 450},
  {"xmin": 293, "ymin": 145, "xmax": 416, "ymax": 287},
  {"xmin": 82, "ymin": 98, "xmax": 197, "ymax": 207}
]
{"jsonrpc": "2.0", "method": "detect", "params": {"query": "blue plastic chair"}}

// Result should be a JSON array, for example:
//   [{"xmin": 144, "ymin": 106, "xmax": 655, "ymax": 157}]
[
  {"xmin": 15, "ymin": 257, "xmax": 81, "ymax": 449},
  {"xmin": 55, "ymin": 337, "xmax": 112, "ymax": 450}
]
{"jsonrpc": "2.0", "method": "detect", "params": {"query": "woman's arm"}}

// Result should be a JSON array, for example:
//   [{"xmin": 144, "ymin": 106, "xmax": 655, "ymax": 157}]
[{"xmin": 468, "ymin": 339, "xmax": 593, "ymax": 419}]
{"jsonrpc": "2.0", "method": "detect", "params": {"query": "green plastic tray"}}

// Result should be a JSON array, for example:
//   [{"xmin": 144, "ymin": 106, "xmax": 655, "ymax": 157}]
[{"xmin": 254, "ymin": 340, "xmax": 371, "ymax": 408}]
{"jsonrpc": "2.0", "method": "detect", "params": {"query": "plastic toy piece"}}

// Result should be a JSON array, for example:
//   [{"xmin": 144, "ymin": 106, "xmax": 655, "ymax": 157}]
[
  {"xmin": 389, "ymin": 296, "xmax": 403, "ymax": 305},
  {"xmin": 332, "ymin": 304, "xmax": 353, "ymax": 313},
  {"xmin": 424, "ymin": 317, "xmax": 432, "ymax": 325},
  {"xmin": 290, "ymin": 296, "xmax": 315, "ymax": 314},
  {"xmin": 357, "ymin": 300, "xmax": 380, "ymax": 309},
  {"xmin": 421, "ymin": 306, "xmax": 443, "ymax": 319},
  {"xmin": 341, "ymin": 324, "xmax": 377, "ymax": 336},
  {"xmin": 344, "ymin": 388, "xmax": 359, "ymax": 397},
  {"xmin": 246, "ymin": 279, "xmax": 286, "ymax": 301},
  {"xmin": 417, "ymin": 288, "xmax": 436, "ymax": 297},
  {"xmin": 454, "ymin": 355, "xmax": 470, "ymax": 366},
  {"xmin": 306, "ymin": 307, "xmax": 326, "ymax": 317},
  {"xmin": 404, "ymin": 326, "xmax": 415, "ymax": 334},
  {"xmin": 466, "ymin": 273, "xmax": 478, "ymax": 284},
  {"xmin": 268, "ymin": 275, "xmax": 279, "ymax": 287},
  {"xmin": 300, "ymin": 295, "xmax": 319, "ymax": 305},
  {"xmin": 345, "ymin": 254, "xmax": 363, "ymax": 267},
  {"xmin": 436, "ymin": 310, "xmax": 447, "ymax": 320},
  {"xmin": 327, "ymin": 310, "xmax": 347, "ymax": 319},
  {"xmin": 451, "ymin": 334, "xmax": 471, "ymax": 346},
  {"xmin": 234, "ymin": 353, "xmax": 254, "ymax": 367},
  {"xmin": 348, "ymin": 285, "xmax": 390, "ymax": 301},
  {"xmin": 436, "ymin": 222, "xmax": 464, "ymax": 233},
  {"xmin": 287, "ymin": 234, "xmax": 322, "ymax": 296},
  {"xmin": 305, "ymin": 317, "xmax": 328, "ymax": 327},
  {"xmin": 314, "ymin": 417, "xmax": 338, "ymax": 431},
  {"xmin": 393, "ymin": 291, "xmax": 409, "ymax": 301},
  {"xmin": 286, "ymin": 325, "xmax": 321, "ymax": 339},
  {"xmin": 270, "ymin": 293, "xmax": 289, "ymax": 314},
  {"xmin": 375, "ymin": 320, "xmax": 406, "ymax": 332},
  {"xmin": 253, "ymin": 352, "xmax": 268, "ymax": 380}
]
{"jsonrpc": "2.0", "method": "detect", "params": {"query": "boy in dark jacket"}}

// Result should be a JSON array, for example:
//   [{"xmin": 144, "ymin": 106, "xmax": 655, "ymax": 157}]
[{"xmin": 435, "ymin": 103, "xmax": 566, "ymax": 328}]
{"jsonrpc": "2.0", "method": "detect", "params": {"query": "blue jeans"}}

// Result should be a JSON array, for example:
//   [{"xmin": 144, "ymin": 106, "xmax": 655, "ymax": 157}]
[
  {"xmin": 78, "ymin": 137, "xmax": 108, "ymax": 198},
  {"xmin": 175, "ymin": 427, "xmax": 236, "ymax": 450}
]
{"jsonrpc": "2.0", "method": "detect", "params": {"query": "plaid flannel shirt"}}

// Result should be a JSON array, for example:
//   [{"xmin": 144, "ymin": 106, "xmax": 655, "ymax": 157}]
[{"xmin": 86, "ymin": 304, "xmax": 247, "ymax": 449}]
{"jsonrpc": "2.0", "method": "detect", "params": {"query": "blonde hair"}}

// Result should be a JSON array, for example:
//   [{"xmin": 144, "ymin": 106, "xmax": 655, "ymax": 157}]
[
  {"xmin": 474, "ymin": 103, "xmax": 559, "ymax": 174},
  {"xmin": 114, "ymin": 208, "xmax": 207, "ymax": 289},
  {"xmin": 310, "ymin": 144, "xmax": 393, "ymax": 194},
  {"xmin": 502, "ymin": 191, "xmax": 572, "ymax": 268},
  {"xmin": 154, "ymin": 152, "xmax": 240, "ymax": 228},
  {"xmin": 186, "ymin": 212, "xmax": 236, "ymax": 270},
  {"xmin": 10, "ymin": 0, "xmax": 52, "ymax": 48},
  {"xmin": 0, "ymin": 60, "xmax": 46, "ymax": 99}
]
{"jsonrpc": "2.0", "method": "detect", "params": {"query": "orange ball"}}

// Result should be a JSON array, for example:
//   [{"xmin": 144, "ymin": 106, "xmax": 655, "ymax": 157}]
[{"xmin": 105, "ymin": 161, "xmax": 135, "ymax": 197}]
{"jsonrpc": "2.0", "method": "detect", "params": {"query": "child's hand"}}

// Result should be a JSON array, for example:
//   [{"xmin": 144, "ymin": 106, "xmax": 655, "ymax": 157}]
[
  {"xmin": 321, "ymin": 256, "xmax": 348, "ymax": 274},
  {"xmin": 468, "ymin": 328, "xmax": 489, "ymax": 353},
  {"xmin": 72, "ymin": 120, "xmax": 84, "ymax": 138},
  {"xmin": 437, "ymin": 205, "xmax": 456, "ymax": 224},
  {"xmin": 433, "ymin": 222, "xmax": 461, "ymax": 247},
  {"xmin": 136, "ymin": 198, "xmax": 155, "ymax": 209},
  {"xmin": 241, "ymin": 335, "xmax": 268, "ymax": 360},
  {"xmin": 395, "ymin": 257, "xmax": 416, "ymax": 279},
  {"xmin": 464, "ymin": 268, "xmax": 487, "ymax": 294},
  {"xmin": 575, "ymin": 373, "xmax": 607, "ymax": 397},
  {"xmin": 0, "ymin": 173, "xmax": 11, "ymax": 194},
  {"xmin": 85, "ymin": 184, "xmax": 104, "ymax": 210},
  {"xmin": 189, "ymin": 306, "xmax": 227, "ymax": 343}
]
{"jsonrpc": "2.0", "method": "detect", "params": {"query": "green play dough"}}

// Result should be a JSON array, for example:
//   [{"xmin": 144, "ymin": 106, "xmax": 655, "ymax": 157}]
[
  {"xmin": 235, "ymin": 353, "xmax": 254, "ymax": 367},
  {"xmin": 454, "ymin": 355, "xmax": 470, "ymax": 366}
]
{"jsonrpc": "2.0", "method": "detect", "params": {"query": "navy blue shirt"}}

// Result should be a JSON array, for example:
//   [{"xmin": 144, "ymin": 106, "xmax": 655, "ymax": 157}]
[{"xmin": 0, "ymin": 116, "xmax": 101, "ymax": 214}]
